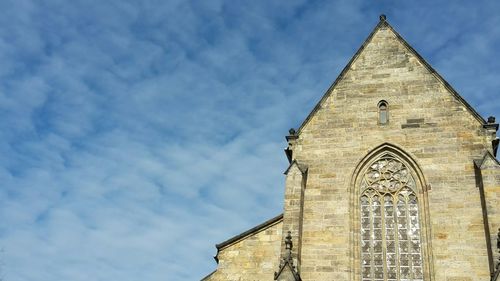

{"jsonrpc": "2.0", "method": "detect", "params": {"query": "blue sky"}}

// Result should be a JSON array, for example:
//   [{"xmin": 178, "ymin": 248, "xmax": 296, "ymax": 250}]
[{"xmin": 0, "ymin": 1, "xmax": 499, "ymax": 280}]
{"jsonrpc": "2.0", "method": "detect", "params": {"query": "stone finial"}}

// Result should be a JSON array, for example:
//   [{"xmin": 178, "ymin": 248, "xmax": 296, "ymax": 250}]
[
  {"xmin": 380, "ymin": 14, "xmax": 387, "ymax": 21},
  {"xmin": 285, "ymin": 231, "xmax": 293, "ymax": 251},
  {"xmin": 275, "ymin": 231, "xmax": 301, "ymax": 280},
  {"xmin": 483, "ymin": 116, "xmax": 499, "ymax": 132},
  {"xmin": 276, "ymin": 231, "xmax": 295, "ymax": 277},
  {"xmin": 286, "ymin": 128, "xmax": 298, "ymax": 143}
]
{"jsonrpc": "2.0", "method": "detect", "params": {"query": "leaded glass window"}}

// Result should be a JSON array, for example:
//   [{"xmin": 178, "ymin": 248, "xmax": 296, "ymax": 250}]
[{"xmin": 360, "ymin": 155, "xmax": 423, "ymax": 281}]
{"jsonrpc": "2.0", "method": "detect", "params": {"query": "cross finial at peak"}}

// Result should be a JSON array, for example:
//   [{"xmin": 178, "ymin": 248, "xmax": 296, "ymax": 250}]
[{"xmin": 380, "ymin": 14, "xmax": 387, "ymax": 22}]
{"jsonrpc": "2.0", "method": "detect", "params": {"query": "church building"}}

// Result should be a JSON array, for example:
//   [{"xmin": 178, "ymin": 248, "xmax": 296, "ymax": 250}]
[{"xmin": 202, "ymin": 15, "xmax": 500, "ymax": 281}]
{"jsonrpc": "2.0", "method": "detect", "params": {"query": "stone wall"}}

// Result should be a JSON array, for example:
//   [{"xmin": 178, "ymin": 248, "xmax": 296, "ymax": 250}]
[
  {"xmin": 478, "ymin": 154, "xmax": 500, "ymax": 274},
  {"xmin": 204, "ymin": 220, "xmax": 282, "ymax": 281},
  {"xmin": 291, "ymin": 22, "xmax": 496, "ymax": 281},
  {"xmin": 202, "ymin": 19, "xmax": 499, "ymax": 281},
  {"xmin": 280, "ymin": 162, "xmax": 306, "ymax": 267}
]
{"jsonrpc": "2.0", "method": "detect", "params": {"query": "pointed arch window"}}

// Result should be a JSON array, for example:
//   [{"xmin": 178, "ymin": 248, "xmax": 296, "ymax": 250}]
[
  {"xmin": 360, "ymin": 154, "xmax": 424, "ymax": 281},
  {"xmin": 378, "ymin": 101, "xmax": 388, "ymax": 124}
]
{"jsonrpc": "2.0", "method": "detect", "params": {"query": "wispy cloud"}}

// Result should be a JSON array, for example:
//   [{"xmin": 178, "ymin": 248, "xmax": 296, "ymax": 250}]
[{"xmin": 0, "ymin": 1, "xmax": 499, "ymax": 280}]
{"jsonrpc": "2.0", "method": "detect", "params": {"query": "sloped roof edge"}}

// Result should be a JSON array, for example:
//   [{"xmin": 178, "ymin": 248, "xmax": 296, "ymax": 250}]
[
  {"xmin": 385, "ymin": 21, "xmax": 486, "ymax": 125},
  {"xmin": 474, "ymin": 150, "xmax": 500, "ymax": 169},
  {"xmin": 215, "ymin": 213, "xmax": 283, "ymax": 251},
  {"xmin": 200, "ymin": 270, "xmax": 216, "ymax": 281},
  {"xmin": 284, "ymin": 160, "xmax": 308, "ymax": 175},
  {"xmin": 274, "ymin": 260, "xmax": 302, "ymax": 281},
  {"xmin": 297, "ymin": 16, "xmax": 486, "ymax": 134}
]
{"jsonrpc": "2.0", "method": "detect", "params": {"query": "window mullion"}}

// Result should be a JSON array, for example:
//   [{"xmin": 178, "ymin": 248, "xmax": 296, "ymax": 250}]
[
  {"xmin": 370, "ymin": 195, "xmax": 375, "ymax": 281},
  {"xmin": 381, "ymin": 193, "xmax": 387, "ymax": 281},
  {"xmin": 406, "ymin": 195, "xmax": 413, "ymax": 281},
  {"xmin": 394, "ymin": 195, "xmax": 401, "ymax": 281}
]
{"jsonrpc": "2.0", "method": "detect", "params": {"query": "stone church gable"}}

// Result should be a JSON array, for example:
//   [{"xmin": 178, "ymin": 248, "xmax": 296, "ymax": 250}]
[
  {"xmin": 203, "ymin": 15, "xmax": 500, "ymax": 281},
  {"xmin": 297, "ymin": 15, "xmax": 485, "ymax": 136}
]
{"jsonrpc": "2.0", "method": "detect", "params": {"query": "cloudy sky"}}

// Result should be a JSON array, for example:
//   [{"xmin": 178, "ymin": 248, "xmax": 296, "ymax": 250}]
[{"xmin": 0, "ymin": 1, "xmax": 499, "ymax": 280}]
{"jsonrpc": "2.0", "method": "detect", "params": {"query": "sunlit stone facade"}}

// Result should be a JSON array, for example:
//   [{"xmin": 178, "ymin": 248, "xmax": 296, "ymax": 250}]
[{"xmin": 202, "ymin": 16, "xmax": 500, "ymax": 281}]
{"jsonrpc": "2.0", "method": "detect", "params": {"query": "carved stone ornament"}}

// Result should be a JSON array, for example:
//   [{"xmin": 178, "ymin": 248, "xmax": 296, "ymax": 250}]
[
  {"xmin": 274, "ymin": 231, "xmax": 301, "ymax": 281},
  {"xmin": 361, "ymin": 154, "xmax": 416, "ymax": 194}
]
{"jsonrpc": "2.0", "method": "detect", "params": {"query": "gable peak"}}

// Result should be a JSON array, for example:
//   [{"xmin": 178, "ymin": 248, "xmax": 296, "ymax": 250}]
[{"xmin": 294, "ymin": 15, "xmax": 486, "ymax": 135}]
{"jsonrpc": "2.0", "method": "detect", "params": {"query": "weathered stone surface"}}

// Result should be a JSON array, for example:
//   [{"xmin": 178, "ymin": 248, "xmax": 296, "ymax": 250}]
[
  {"xmin": 204, "ymin": 220, "xmax": 282, "ymax": 281},
  {"xmin": 203, "ymin": 18, "xmax": 499, "ymax": 281},
  {"xmin": 476, "ymin": 152, "xmax": 500, "ymax": 275},
  {"xmin": 294, "ymin": 22, "xmax": 494, "ymax": 281}
]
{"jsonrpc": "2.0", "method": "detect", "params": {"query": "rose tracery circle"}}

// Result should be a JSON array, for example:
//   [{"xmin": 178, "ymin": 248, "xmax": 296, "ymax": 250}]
[{"xmin": 362, "ymin": 155, "xmax": 415, "ymax": 194}]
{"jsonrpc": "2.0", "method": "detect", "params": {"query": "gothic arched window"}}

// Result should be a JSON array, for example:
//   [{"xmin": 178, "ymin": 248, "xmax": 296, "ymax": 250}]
[
  {"xmin": 360, "ymin": 154, "xmax": 424, "ymax": 281},
  {"xmin": 378, "ymin": 101, "xmax": 388, "ymax": 124}
]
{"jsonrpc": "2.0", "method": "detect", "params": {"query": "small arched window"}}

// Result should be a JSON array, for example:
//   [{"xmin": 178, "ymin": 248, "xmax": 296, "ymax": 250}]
[{"xmin": 378, "ymin": 101, "xmax": 388, "ymax": 125}]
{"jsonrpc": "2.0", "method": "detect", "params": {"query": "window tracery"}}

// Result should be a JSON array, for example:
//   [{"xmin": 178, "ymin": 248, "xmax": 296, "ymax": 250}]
[{"xmin": 360, "ymin": 154, "xmax": 423, "ymax": 281}]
